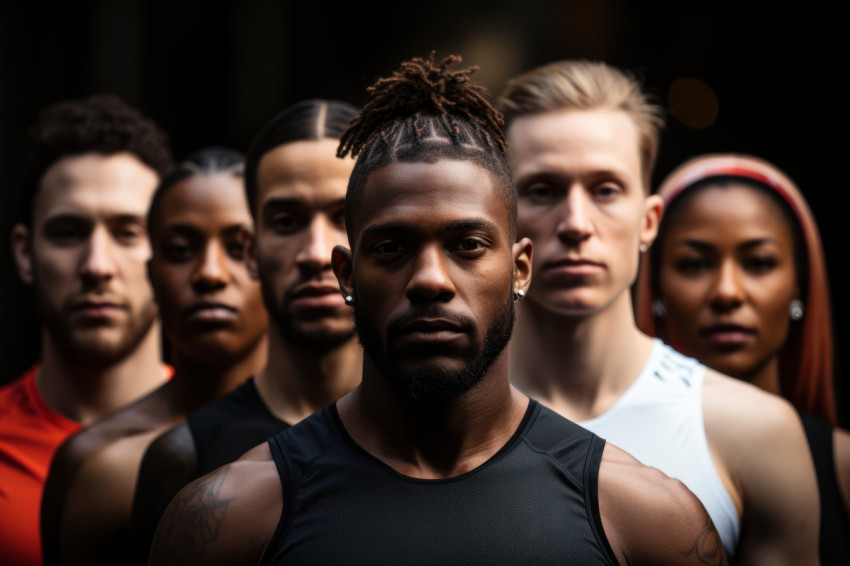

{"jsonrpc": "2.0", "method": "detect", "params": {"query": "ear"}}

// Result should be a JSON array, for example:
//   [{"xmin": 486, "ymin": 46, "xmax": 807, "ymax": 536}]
[
  {"xmin": 511, "ymin": 237, "xmax": 533, "ymax": 295},
  {"xmin": 640, "ymin": 194, "xmax": 664, "ymax": 249},
  {"xmin": 331, "ymin": 245, "xmax": 354, "ymax": 298},
  {"xmin": 240, "ymin": 227, "xmax": 260, "ymax": 281},
  {"xmin": 11, "ymin": 224, "xmax": 34, "ymax": 284}
]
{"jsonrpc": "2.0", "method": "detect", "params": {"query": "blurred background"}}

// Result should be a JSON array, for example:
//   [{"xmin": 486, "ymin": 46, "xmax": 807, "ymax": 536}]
[{"xmin": 1, "ymin": 1, "xmax": 844, "ymax": 421}]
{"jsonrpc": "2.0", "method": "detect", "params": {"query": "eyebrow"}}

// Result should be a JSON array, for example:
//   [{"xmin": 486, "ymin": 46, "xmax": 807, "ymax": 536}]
[
  {"xmin": 677, "ymin": 238, "xmax": 779, "ymax": 252},
  {"xmin": 162, "ymin": 223, "xmax": 247, "ymax": 236},
  {"xmin": 362, "ymin": 218, "xmax": 500, "ymax": 239},
  {"xmin": 261, "ymin": 197, "xmax": 346, "ymax": 211}
]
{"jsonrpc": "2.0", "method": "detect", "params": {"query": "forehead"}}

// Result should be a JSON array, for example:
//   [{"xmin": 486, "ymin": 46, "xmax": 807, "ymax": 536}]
[
  {"xmin": 356, "ymin": 159, "xmax": 508, "ymax": 240},
  {"xmin": 506, "ymin": 109, "xmax": 642, "ymax": 184},
  {"xmin": 667, "ymin": 184, "xmax": 794, "ymax": 243},
  {"xmin": 35, "ymin": 152, "xmax": 159, "ymax": 223},
  {"xmin": 256, "ymin": 139, "xmax": 353, "ymax": 208},
  {"xmin": 157, "ymin": 173, "xmax": 250, "ymax": 230}
]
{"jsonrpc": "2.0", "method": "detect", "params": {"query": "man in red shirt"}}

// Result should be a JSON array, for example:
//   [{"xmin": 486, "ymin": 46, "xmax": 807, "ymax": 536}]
[{"xmin": 0, "ymin": 94, "xmax": 173, "ymax": 565}]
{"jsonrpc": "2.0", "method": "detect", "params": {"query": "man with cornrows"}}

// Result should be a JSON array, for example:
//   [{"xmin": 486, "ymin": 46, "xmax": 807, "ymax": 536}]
[{"xmin": 149, "ymin": 54, "xmax": 726, "ymax": 566}]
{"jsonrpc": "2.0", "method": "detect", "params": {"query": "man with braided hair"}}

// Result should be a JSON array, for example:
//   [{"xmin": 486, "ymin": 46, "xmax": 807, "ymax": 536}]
[{"xmin": 149, "ymin": 54, "xmax": 726, "ymax": 566}]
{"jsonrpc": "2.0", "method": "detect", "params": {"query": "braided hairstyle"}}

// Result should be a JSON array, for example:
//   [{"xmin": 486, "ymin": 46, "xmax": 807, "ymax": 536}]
[
  {"xmin": 338, "ymin": 53, "xmax": 516, "ymax": 245},
  {"xmin": 147, "ymin": 146, "xmax": 245, "ymax": 235}
]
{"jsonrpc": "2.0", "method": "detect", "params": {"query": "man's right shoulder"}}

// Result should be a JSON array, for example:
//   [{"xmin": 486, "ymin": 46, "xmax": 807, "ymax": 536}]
[
  {"xmin": 598, "ymin": 443, "xmax": 728, "ymax": 566},
  {"xmin": 149, "ymin": 443, "xmax": 282, "ymax": 566}
]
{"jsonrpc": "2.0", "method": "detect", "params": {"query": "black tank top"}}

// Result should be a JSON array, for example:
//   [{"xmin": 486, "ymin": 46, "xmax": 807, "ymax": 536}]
[
  {"xmin": 187, "ymin": 377, "xmax": 289, "ymax": 475},
  {"xmin": 261, "ymin": 400, "xmax": 617, "ymax": 565},
  {"xmin": 799, "ymin": 412, "xmax": 850, "ymax": 565}
]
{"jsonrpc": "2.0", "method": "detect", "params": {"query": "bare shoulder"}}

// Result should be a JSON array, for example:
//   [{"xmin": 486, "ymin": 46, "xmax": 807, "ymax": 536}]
[
  {"xmin": 702, "ymin": 369, "xmax": 818, "ymax": 564},
  {"xmin": 132, "ymin": 422, "xmax": 199, "ymax": 557},
  {"xmin": 149, "ymin": 443, "xmax": 282, "ymax": 566},
  {"xmin": 703, "ymin": 369, "xmax": 801, "ymax": 438},
  {"xmin": 598, "ymin": 443, "xmax": 728, "ymax": 566},
  {"xmin": 833, "ymin": 426, "xmax": 850, "ymax": 521}
]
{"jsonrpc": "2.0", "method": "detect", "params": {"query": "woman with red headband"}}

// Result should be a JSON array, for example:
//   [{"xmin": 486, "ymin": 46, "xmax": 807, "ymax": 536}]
[{"xmin": 637, "ymin": 153, "xmax": 849, "ymax": 563}]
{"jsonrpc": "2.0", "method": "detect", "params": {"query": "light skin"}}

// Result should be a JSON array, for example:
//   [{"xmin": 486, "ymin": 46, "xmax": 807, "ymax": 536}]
[
  {"xmin": 40, "ymin": 170, "xmax": 268, "ymax": 566},
  {"xmin": 657, "ymin": 182, "xmax": 850, "ymax": 541},
  {"xmin": 11, "ymin": 151, "xmax": 166, "ymax": 425},
  {"xmin": 506, "ymin": 108, "xmax": 819, "ymax": 564},
  {"xmin": 132, "ymin": 139, "xmax": 362, "ymax": 559},
  {"xmin": 150, "ymin": 157, "xmax": 725, "ymax": 566}
]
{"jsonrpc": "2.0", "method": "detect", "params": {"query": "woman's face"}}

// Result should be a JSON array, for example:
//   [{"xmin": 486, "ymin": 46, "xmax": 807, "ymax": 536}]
[
  {"xmin": 148, "ymin": 172, "xmax": 268, "ymax": 363},
  {"xmin": 657, "ymin": 183, "xmax": 798, "ymax": 380}
]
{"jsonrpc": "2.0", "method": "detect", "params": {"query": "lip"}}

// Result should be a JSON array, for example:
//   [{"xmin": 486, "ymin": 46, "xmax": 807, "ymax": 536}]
[
  {"xmin": 395, "ymin": 318, "xmax": 467, "ymax": 345},
  {"xmin": 542, "ymin": 257, "xmax": 604, "ymax": 275},
  {"xmin": 698, "ymin": 323, "xmax": 756, "ymax": 347},
  {"xmin": 288, "ymin": 283, "xmax": 344, "ymax": 309},
  {"xmin": 184, "ymin": 301, "xmax": 238, "ymax": 323},
  {"xmin": 68, "ymin": 299, "xmax": 127, "ymax": 318}
]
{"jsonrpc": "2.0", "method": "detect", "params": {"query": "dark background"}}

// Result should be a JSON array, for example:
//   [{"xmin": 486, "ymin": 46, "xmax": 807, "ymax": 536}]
[{"xmin": 1, "ymin": 1, "xmax": 845, "ymax": 422}]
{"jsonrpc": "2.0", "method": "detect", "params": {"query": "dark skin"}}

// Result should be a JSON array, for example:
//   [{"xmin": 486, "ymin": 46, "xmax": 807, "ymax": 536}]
[
  {"xmin": 150, "ymin": 158, "xmax": 727, "ymax": 566},
  {"xmin": 134, "ymin": 140, "xmax": 362, "ymax": 560},
  {"xmin": 40, "ymin": 173, "xmax": 267, "ymax": 566}
]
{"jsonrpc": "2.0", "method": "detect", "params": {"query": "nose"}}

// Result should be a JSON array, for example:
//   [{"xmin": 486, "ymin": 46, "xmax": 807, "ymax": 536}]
[
  {"xmin": 295, "ymin": 215, "xmax": 334, "ymax": 276},
  {"xmin": 192, "ymin": 240, "xmax": 229, "ymax": 294},
  {"xmin": 80, "ymin": 225, "xmax": 116, "ymax": 287},
  {"xmin": 710, "ymin": 260, "xmax": 745, "ymax": 312},
  {"xmin": 556, "ymin": 187, "xmax": 592, "ymax": 244},
  {"xmin": 405, "ymin": 245, "xmax": 455, "ymax": 304}
]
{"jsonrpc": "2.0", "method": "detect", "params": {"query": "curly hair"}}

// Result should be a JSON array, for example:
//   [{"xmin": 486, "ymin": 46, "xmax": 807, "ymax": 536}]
[
  {"xmin": 338, "ymin": 52, "xmax": 516, "ymax": 245},
  {"xmin": 18, "ymin": 93, "xmax": 173, "ymax": 226}
]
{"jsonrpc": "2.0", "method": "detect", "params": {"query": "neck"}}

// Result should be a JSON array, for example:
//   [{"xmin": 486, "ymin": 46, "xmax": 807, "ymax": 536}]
[
  {"xmin": 36, "ymin": 322, "xmax": 166, "ymax": 425},
  {"xmin": 743, "ymin": 356, "xmax": 782, "ymax": 396},
  {"xmin": 510, "ymin": 291, "xmax": 653, "ymax": 421},
  {"xmin": 338, "ymin": 353, "xmax": 528, "ymax": 479},
  {"xmin": 169, "ymin": 335, "xmax": 268, "ymax": 414},
  {"xmin": 254, "ymin": 323, "xmax": 362, "ymax": 425}
]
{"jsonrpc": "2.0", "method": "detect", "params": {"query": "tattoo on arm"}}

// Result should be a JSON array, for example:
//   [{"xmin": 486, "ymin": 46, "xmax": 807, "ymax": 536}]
[
  {"xmin": 681, "ymin": 516, "xmax": 729, "ymax": 566},
  {"xmin": 153, "ymin": 465, "xmax": 235, "ymax": 561}
]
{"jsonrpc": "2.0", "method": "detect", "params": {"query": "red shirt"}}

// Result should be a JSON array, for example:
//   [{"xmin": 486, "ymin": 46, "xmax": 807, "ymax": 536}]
[{"xmin": 0, "ymin": 367, "xmax": 81, "ymax": 565}]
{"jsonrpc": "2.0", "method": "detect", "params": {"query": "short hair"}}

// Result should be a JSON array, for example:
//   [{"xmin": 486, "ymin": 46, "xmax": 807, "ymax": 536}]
[
  {"xmin": 338, "ymin": 53, "xmax": 516, "ymax": 246},
  {"xmin": 18, "ymin": 93, "xmax": 173, "ymax": 226},
  {"xmin": 244, "ymin": 99, "xmax": 360, "ymax": 217},
  {"xmin": 496, "ymin": 60, "xmax": 664, "ymax": 190},
  {"xmin": 147, "ymin": 146, "xmax": 245, "ymax": 236}
]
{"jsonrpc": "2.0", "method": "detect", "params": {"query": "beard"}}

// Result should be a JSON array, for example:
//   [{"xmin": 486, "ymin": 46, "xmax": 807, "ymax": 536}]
[
  {"xmin": 37, "ymin": 292, "xmax": 159, "ymax": 369},
  {"xmin": 261, "ymin": 278, "xmax": 355, "ymax": 351},
  {"xmin": 353, "ymin": 293, "xmax": 515, "ymax": 402}
]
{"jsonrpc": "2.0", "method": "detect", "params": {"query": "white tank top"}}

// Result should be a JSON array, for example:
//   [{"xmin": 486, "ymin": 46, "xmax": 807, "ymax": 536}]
[{"xmin": 580, "ymin": 339, "xmax": 740, "ymax": 557}]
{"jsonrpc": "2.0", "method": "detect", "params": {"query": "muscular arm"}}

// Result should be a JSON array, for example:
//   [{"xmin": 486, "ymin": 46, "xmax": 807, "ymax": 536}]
[
  {"xmin": 703, "ymin": 372, "xmax": 819, "ymax": 565},
  {"xmin": 131, "ymin": 423, "xmax": 199, "ymax": 561},
  {"xmin": 599, "ymin": 443, "xmax": 728, "ymax": 566},
  {"xmin": 41, "ymin": 431, "xmax": 100, "ymax": 565},
  {"xmin": 149, "ymin": 443, "xmax": 282, "ymax": 566}
]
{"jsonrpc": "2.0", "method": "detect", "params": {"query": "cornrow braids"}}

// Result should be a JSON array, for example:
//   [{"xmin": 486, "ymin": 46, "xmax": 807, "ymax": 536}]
[{"xmin": 339, "ymin": 53, "xmax": 517, "ymax": 247}]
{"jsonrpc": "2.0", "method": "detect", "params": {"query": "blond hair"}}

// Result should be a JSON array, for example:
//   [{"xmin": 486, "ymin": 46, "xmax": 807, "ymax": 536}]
[{"xmin": 496, "ymin": 60, "xmax": 664, "ymax": 189}]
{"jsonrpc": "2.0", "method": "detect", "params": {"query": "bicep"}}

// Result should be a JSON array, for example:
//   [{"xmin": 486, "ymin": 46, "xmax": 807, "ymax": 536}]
[
  {"xmin": 598, "ymin": 444, "xmax": 728, "ymax": 566},
  {"xmin": 149, "ymin": 445, "xmax": 282, "ymax": 566},
  {"xmin": 833, "ymin": 427, "xmax": 850, "ymax": 520},
  {"xmin": 131, "ymin": 424, "xmax": 199, "ymax": 558}
]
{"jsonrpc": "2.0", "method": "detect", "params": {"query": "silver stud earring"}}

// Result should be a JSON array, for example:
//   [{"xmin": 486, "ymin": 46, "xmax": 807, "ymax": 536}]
[
  {"xmin": 639, "ymin": 243, "xmax": 648, "ymax": 254},
  {"xmin": 513, "ymin": 289, "xmax": 526, "ymax": 302},
  {"xmin": 789, "ymin": 299, "xmax": 804, "ymax": 321},
  {"xmin": 652, "ymin": 299, "xmax": 666, "ymax": 317},
  {"xmin": 344, "ymin": 295, "xmax": 354, "ymax": 306}
]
